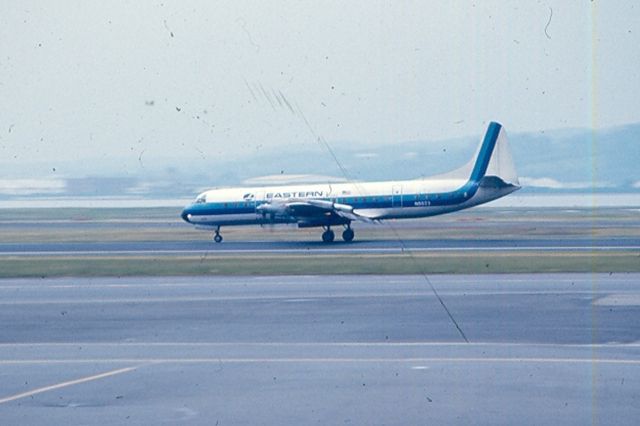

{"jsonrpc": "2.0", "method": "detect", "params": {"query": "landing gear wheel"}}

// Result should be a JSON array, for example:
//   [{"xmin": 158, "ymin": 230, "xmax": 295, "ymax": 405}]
[
  {"xmin": 342, "ymin": 228, "xmax": 355, "ymax": 242},
  {"xmin": 321, "ymin": 229, "xmax": 335, "ymax": 243}
]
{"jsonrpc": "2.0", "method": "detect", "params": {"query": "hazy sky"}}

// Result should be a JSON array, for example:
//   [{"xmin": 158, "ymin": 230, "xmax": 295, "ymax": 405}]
[{"xmin": 1, "ymin": 1, "xmax": 638, "ymax": 177}]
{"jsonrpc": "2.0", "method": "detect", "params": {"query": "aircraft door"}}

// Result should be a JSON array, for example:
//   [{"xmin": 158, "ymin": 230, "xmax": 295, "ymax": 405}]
[{"xmin": 392, "ymin": 185, "xmax": 403, "ymax": 207}]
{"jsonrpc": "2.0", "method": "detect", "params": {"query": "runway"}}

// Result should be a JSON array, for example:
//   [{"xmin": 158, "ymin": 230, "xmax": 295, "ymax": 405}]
[
  {"xmin": 1, "ymin": 274, "xmax": 639, "ymax": 425},
  {"xmin": 1, "ymin": 237, "xmax": 640, "ymax": 256}
]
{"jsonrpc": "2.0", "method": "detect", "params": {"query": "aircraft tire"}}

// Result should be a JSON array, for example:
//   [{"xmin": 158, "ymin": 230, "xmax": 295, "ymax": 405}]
[
  {"xmin": 214, "ymin": 234, "xmax": 223, "ymax": 243},
  {"xmin": 322, "ymin": 229, "xmax": 335, "ymax": 243},
  {"xmin": 342, "ymin": 228, "xmax": 354, "ymax": 242}
]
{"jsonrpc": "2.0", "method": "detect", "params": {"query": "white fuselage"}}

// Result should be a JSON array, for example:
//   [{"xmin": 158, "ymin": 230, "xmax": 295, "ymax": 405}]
[
  {"xmin": 180, "ymin": 121, "xmax": 521, "ymax": 241},
  {"xmin": 182, "ymin": 175, "xmax": 517, "ymax": 227}
]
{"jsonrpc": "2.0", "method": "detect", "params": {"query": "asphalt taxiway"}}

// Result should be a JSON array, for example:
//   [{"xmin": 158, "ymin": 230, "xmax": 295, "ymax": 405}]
[
  {"xmin": 1, "ymin": 274, "xmax": 639, "ymax": 425},
  {"xmin": 1, "ymin": 237, "xmax": 639, "ymax": 257}
]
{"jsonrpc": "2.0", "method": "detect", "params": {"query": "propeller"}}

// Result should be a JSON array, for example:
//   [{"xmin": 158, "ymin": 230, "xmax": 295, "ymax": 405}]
[{"xmin": 256, "ymin": 202, "xmax": 287, "ymax": 229}]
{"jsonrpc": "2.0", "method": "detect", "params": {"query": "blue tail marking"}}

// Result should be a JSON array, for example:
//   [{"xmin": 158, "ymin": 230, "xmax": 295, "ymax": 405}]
[{"xmin": 470, "ymin": 121, "xmax": 502, "ymax": 182}]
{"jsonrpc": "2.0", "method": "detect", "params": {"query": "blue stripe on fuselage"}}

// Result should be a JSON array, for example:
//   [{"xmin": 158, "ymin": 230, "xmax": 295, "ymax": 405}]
[{"xmin": 183, "ymin": 188, "xmax": 470, "ymax": 219}]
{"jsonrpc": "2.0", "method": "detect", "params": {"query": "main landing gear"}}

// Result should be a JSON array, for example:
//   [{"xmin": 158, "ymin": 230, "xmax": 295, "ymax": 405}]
[
  {"xmin": 213, "ymin": 226, "xmax": 223, "ymax": 243},
  {"xmin": 321, "ymin": 224, "xmax": 355, "ymax": 243}
]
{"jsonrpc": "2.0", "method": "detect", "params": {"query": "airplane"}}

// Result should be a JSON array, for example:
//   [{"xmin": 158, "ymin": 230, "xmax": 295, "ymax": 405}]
[{"xmin": 181, "ymin": 121, "xmax": 520, "ymax": 243}]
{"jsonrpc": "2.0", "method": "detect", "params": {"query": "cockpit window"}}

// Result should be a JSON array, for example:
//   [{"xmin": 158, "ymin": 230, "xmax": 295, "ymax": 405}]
[{"xmin": 195, "ymin": 195, "xmax": 206, "ymax": 204}]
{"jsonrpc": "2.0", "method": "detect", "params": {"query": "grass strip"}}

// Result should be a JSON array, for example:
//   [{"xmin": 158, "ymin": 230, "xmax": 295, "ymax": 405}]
[{"xmin": 1, "ymin": 252, "xmax": 638, "ymax": 278}]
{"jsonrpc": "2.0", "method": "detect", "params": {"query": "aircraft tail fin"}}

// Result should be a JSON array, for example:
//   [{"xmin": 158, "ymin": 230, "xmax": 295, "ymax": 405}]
[{"xmin": 470, "ymin": 122, "xmax": 519, "ymax": 186}]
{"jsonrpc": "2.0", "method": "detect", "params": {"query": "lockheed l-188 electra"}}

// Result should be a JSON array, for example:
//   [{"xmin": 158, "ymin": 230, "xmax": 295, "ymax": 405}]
[{"xmin": 181, "ymin": 121, "xmax": 520, "ymax": 243}]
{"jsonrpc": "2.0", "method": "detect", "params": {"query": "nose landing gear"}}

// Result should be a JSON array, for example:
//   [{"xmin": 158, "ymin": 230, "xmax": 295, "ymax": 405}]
[{"xmin": 213, "ymin": 226, "xmax": 223, "ymax": 243}]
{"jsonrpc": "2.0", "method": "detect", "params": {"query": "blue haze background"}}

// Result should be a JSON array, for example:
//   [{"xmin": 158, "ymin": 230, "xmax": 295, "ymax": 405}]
[{"xmin": 0, "ymin": 1, "xmax": 638, "ymax": 198}]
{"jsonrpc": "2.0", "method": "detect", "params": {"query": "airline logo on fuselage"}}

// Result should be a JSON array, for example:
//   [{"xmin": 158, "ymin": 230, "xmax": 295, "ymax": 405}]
[{"xmin": 266, "ymin": 190, "xmax": 324, "ymax": 199}]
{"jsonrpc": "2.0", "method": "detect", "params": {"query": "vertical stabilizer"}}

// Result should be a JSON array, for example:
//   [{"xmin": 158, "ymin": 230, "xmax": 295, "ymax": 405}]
[
  {"xmin": 484, "ymin": 123, "xmax": 519, "ymax": 186},
  {"xmin": 469, "ymin": 122, "xmax": 519, "ymax": 186},
  {"xmin": 427, "ymin": 122, "xmax": 520, "ymax": 188}
]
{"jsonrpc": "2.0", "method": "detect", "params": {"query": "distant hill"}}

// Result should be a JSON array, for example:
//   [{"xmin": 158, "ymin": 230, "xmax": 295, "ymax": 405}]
[
  {"xmin": 1, "ymin": 123, "xmax": 638, "ymax": 198},
  {"xmin": 217, "ymin": 122, "xmax": 640, "ymax": 193},
  {"xmin": 509, "ymin": 123, "xmax": 640, "ymax": 191}
]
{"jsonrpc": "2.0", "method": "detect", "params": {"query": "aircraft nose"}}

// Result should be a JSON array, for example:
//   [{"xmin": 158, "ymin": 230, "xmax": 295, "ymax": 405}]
[{"xmin": 181, "ymin": 208, "xmax": 191, "ymax": 223}]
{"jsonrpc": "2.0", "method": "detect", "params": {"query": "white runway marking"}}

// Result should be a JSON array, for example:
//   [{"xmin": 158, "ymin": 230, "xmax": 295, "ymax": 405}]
[
  {"xmin": 0, "ymin": 246, "xmax": 639, "ymax": 257},
  {"xmin": 0, "ymin": 358, "xmax": 638, "ymax": 365},
  {"xmin": 2, "ymin": 341, "xmax": 640, "ymax": 348},
  {"xmin": 594, "ymin": 294, "xmax": 640, "ymax": 306},
  {"xmin": 0, "ymin": 366, "xmax": 137, "ymax": 405}
]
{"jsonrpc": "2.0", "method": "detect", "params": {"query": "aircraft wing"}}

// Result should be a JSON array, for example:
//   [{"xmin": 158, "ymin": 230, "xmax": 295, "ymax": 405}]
[{"xmin": 257, "ymin": 199, "xmax": 376, "ymax": 223}]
